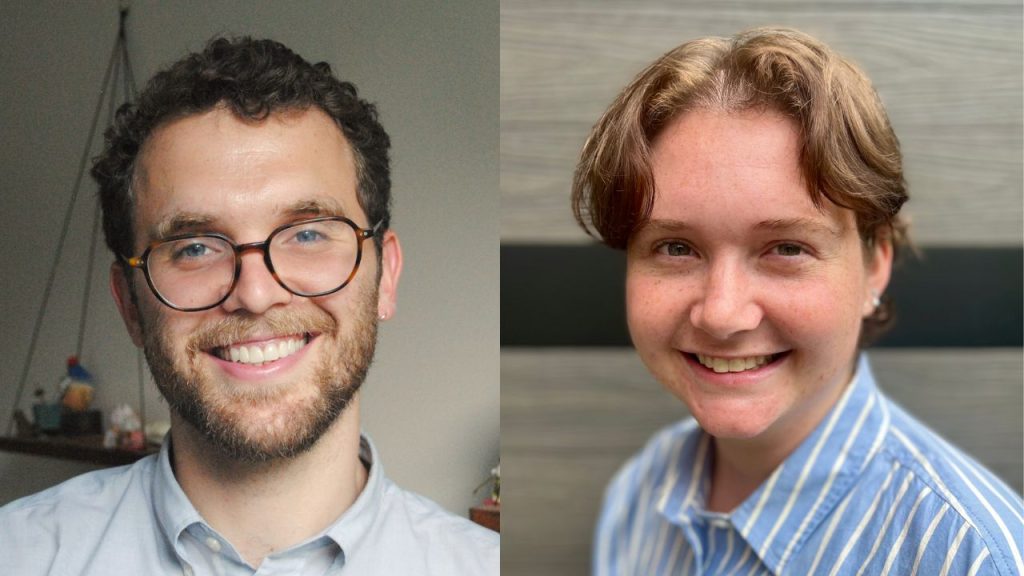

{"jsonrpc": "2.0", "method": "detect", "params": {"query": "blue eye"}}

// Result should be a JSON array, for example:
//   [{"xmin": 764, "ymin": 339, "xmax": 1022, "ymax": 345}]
[
  {"xmin": 294, "ymin": 229, "xmax": 324, "ymax": 243},
  {"xmin": 175, "ymin": 242, "xmax": 211, "ymax": 260},
  {"xmin": 658, "ymin": 242, "xmax": 694, "ymax": 257},
  {"xmin": 774, "ymin": 243, "xmax": 804, "ymax": 257}
]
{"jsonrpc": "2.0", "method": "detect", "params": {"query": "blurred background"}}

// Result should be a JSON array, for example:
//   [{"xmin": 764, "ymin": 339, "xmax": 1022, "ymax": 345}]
[
  {"xmin": 501, "ymin": 1, "xmax": 1023, "ymax": 574},
  {"xmin": 0, "ymin": 0, "xmax": 499, "ymax": 518}
]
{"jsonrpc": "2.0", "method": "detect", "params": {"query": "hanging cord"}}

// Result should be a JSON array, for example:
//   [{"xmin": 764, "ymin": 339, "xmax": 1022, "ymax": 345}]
[
  {"xmin": 8, "ymin": 10, "xmax": 135, "ymax": 436},
  {"xmin": 76, "ymin": 23, "xmax": 124, "ymax": 361}
]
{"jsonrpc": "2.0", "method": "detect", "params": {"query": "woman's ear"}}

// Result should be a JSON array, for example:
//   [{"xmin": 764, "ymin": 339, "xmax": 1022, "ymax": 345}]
[{"xmin": 863, "ymin": 233, "xmax": 894, "ymax": 317}]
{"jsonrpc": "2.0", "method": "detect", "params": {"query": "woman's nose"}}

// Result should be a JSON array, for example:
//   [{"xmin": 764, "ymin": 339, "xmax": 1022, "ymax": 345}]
[{"xmin": 689, "ymin": 262, "xmax": 763, "ymax": 340}]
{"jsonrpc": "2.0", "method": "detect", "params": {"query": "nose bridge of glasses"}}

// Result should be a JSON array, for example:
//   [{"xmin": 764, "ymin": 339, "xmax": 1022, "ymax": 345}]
[{"xmin": 234, "ymin": 239, "xmax": 278, "ymax": 275}]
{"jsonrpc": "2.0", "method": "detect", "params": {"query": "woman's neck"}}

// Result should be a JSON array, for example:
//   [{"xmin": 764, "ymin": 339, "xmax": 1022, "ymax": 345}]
[{"xmin": 705, "ymin": 367, "xmax": 856, "ymax": 513}]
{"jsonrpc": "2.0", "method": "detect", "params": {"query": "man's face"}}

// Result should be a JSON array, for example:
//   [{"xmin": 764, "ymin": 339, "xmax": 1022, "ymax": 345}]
[
  {"xmin": 626, "ymin": 108, "xmax": 891, "ymax": 446},
  {"xmin": 111, "ymin": 106, "xmax": 400, "ymax": 462}
]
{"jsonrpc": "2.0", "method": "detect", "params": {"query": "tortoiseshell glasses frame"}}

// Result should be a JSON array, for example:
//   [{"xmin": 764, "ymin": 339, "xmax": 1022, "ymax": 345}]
[{"xmin": 120, "ymin": 216, "xmax": 382, "ymax": 312}]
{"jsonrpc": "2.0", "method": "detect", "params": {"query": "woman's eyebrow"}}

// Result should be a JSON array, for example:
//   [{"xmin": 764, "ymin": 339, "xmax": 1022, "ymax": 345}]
[
  {"xmin": 755, "ymin": 217, "xmax": 842, "ymax": 238},
  {"xmin": 640, "ymin": 218, "xmax": 693, "ymax": 233},
  {"xmin": 639, "ymin": 218, "xmax": 842, "ymax": 237}
]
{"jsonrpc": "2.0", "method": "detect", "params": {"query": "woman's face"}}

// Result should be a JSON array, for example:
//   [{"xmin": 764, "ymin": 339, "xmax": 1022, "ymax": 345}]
[{"xmin": 626, "ymin": 108, "xmax": 891, "ymax": 444}]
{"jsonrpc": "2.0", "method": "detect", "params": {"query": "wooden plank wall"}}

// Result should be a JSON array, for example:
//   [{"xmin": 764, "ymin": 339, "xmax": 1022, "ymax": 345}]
[
  {"xmin": 500, "ymin": 2, "xmax": 1023, "ymax": 575},
  {"xmin": 501, "ymin": 1, "xmax": 1022, "ymax": 245}
]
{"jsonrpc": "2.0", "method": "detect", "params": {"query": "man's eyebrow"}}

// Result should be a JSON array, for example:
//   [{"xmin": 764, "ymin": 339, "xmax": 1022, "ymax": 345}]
[
  {"xmin": 152, "ymin": 213, "xmax": 217, "ymax": 239},
  {"xmin": 282, "ymin": 198, "xmax": 349, "ymax": 218},
  {"xmin": 150, "ymin": 199, "xmax": 352, "ymax": 240},
  {"xmin": 755, "ymin": 217, "xmax": 842, "ymax": 238}
]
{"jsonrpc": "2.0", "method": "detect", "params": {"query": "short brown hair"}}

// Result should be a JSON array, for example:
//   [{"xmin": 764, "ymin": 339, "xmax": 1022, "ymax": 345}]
[
  {"xmin": 92, "ymin": 37, "xmax": 391, "ymax": 262},
  {"xmin": 571, "ymin": 27, "xmax": 910, "ymax": 342}
]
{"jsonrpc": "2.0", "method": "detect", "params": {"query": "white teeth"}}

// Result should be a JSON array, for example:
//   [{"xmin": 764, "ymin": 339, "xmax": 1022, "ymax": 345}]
[
  {"xmin": 696, "ymin": 353, "xmax": 775, "ymax": 373},
  {"xmin": 218, "ymin": 337, "xmax": 307, "ymax": 365},
  {"xmin": 264, "ymin": 342, "xmax": 280, "ymax": 362}
]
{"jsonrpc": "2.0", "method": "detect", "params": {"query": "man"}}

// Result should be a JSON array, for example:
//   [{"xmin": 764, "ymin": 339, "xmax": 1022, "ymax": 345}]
[
  {"xmin": 573, "ymin": 28, "xmax": 1023, "ymax": 575},
  {"xmin": 0, "ymin": 37, "xmax": 497, "ymax": 575}
]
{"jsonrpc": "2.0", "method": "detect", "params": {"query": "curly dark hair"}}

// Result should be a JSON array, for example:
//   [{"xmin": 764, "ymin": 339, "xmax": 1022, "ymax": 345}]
[{"xmin": 91, "ymin": 36, "xmax": 391, "ymax": 262}]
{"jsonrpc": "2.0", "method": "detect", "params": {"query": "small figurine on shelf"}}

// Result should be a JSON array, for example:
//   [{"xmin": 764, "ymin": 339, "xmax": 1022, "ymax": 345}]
[
  {"xmin": 60, "ymin": 356, "xmax": 95, "ymax": 412},
  {"xmin": 31, "ymin": 387, "xmax": 62, "ymax": 435},
  {"xmin": 104, "ymin": 404, "xmax": 144, "ymax": 451},
  {"xmin": 58, "ymin": 356, "xmax": 103, "ymax": 436}
]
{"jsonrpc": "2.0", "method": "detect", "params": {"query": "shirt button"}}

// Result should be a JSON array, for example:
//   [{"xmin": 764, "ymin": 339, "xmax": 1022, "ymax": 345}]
[
  {"xmin": 182, "ymin": 566, "xmax": 193, "ymax": 576},
  {"xmin": 205, "ymin": 536, "xmax": 222, "ymax": 553}
]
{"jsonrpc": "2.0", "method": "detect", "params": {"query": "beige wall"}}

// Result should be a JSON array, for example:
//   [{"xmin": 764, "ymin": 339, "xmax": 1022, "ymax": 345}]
[{"xmin": 0, "ymin": 0, "xmax": 499, "ymax": 516}]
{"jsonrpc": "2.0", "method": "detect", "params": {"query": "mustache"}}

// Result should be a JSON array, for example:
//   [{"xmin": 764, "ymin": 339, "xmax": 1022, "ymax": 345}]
[{"xmin": 186, "ymin": 308, "xmax": 337, "ymax": 353}]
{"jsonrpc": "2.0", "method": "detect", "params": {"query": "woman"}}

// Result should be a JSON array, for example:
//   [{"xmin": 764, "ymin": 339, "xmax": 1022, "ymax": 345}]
[{"xmin": 573, "ymin": 27, "xmax": 1022, "ymax": 575}]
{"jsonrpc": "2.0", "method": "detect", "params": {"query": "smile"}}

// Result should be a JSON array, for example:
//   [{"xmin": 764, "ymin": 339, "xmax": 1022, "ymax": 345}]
[
  {"xmin": 212, "ymin": 334, "xmax": 312, "ymax": 365},
  {"xmin": 694, "ymin": 353, "xmax": 781, "ymax": 373}
]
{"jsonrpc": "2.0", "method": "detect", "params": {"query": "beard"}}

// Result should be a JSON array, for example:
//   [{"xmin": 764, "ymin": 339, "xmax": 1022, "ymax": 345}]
[{"xmin": 139, "ymin": 285, "xmax": 378, "ymax": 464}]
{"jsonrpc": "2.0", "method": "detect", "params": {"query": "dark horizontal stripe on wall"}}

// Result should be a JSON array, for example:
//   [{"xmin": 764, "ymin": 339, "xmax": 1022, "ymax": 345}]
[{"xmin": 501, "ymin": 245, "xmax": 1023, "ymax": 347}]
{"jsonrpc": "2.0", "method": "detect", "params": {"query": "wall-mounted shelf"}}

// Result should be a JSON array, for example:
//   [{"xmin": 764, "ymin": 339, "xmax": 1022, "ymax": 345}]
[
  {"xmin": 0, "ymin": 435, "xmax": 157, "ymax": 467},
  {"xmin": 470, "ymin": 503, "xmax": 500, "ymax": 532}
]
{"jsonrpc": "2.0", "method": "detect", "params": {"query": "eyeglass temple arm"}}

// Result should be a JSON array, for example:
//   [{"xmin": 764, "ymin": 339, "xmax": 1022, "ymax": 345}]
[
  {"xmin": 118, "ymin": 253, "xmax": 145, "ymax": 268},
  {"xmin": 364, "ymin": 220, "xmax": 384, "ymax": 239}
]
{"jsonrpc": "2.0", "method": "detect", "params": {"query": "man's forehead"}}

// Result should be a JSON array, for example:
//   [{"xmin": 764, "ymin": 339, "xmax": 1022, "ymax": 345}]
[{"xmin": 130, "ymin": 106, "xmax": 363, "ymax": 242}]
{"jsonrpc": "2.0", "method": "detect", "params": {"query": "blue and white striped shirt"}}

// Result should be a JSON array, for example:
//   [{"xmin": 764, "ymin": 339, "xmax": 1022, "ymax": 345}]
[{"xmin": 595, "ymin": 355, "xmax": 1024, "ymax": 575}]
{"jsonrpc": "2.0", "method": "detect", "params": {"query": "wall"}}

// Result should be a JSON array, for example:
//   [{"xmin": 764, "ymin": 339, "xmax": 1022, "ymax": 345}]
[
  {"xmin": 500, "ymin": 1, "xmax": 1023, "ymax": 574},
  {"xmin": 0, "ymin": 0, "xmax": 499, "ymax": 517}
]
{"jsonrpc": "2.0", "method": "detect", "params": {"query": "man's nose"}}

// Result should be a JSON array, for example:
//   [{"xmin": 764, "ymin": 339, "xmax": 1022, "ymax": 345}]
[
  {"xmin": 219, "ymin": 247, "xmax": 293, "ymax": 314},
  {"xmin": 688, "ymin": 260, "xmax": 763, "ymax": 340}
]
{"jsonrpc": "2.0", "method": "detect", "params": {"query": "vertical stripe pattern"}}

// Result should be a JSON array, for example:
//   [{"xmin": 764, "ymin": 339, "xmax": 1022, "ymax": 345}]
[{"xmin": 593, "ymin": 355, "xmax": 1024, "ymax": 575}]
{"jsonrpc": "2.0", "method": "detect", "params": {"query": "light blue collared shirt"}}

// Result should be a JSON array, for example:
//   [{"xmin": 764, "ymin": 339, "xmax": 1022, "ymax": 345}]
[
  {"xmin": 595, "ymin": 355, "xmax": 1024, "ymax": 575},
  {"xmin": 0, "ymin": 434, "xmax": 498, "ymax": 575}
]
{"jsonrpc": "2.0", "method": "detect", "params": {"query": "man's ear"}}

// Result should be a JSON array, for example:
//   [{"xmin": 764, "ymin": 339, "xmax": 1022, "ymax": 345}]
[
  {"xmin": 110, "ymin": 261, "xmax": 145, "ymax": 347},
  {"xmin": 376, "ymin": 230, "xmax": 403, "ymax": 320}
]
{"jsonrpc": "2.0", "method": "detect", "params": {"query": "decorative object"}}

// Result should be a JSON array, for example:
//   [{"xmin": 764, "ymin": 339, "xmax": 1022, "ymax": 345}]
[
  {"xmin": 470, "ymin": 460, "xmax": 501, "ymax": 532},
  {"xmin": 104, "ymin": 404, "xmax": 144, "ymax": 451},
  {"xmin": 7, "ymin": 7, "xmax": 141, "ymax": 440}
]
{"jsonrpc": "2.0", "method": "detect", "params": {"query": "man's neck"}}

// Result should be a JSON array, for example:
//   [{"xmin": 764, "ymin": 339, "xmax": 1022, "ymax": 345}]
[{"xmin": 169, "ymin": 396, "xmax": 367, "ymax": 568}]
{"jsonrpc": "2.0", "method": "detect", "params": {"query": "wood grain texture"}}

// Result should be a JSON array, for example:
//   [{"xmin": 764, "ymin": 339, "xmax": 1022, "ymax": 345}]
[
  {"xmin": 500, "ymin": 347, "xmax": 1023, "ymax": 575},
  {"xmin": 501, "ymin": 2, "xmax": 1023, "ymax": 245}
]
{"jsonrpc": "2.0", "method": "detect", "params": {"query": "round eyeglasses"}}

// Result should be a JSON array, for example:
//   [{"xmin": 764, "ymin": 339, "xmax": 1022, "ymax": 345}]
[{"xmin": 121, "ymin": 216, "xmax": 382, "ymax": 312}]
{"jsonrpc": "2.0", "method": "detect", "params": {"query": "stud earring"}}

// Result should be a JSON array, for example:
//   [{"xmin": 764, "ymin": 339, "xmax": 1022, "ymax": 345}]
[{"xmin": 870, "ymin": 290, "xmax": 881, "ymax": 310}]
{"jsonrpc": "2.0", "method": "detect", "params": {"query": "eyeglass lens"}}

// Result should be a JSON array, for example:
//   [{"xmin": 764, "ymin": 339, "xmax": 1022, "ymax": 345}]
[{"xmin": 146, "ymin": 219, "xmax": 361, "ymax": 309}]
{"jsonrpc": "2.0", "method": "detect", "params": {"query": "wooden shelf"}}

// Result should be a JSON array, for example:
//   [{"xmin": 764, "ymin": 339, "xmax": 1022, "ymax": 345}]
[
  {"xmin": 470, "ymin": 503, "xmax": 500, "ymax": 532},
  {"xmin": 0, "ymin": 435, "xmax": 158, "ymax": 467}
]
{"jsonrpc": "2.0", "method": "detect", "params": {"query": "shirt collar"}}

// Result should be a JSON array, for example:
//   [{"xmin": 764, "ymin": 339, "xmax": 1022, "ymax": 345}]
[
  {"xmin": 151, "ymin": 431, "xmax": 386, "ymax": 563},
  {"xmin": 657, "ymin": 354, "xmax": 890, "ymax": 573},
  {"xmin": 152, "ymin": 434, "xmax": 204, "ymax": 551},
  {"xmin": 321, "ymin": 434, "xmax": 385, "ymax": 555}
]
